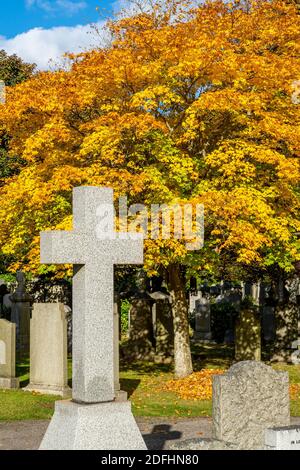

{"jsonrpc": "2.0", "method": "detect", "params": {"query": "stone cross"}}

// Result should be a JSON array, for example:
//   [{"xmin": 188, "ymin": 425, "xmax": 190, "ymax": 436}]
[{"xmin": 40, "ymin": 187, "xmax": 143, "ymax": 403}]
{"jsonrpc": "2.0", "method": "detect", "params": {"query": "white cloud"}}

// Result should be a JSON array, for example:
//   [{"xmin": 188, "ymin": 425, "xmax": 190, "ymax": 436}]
[
  {"xmin": 0, "ymin": 23, "xmax": 108, "ymax": 70},
  {"xmin": 25, "ymin": 0, "xmax": 88, "ymax": 16}
]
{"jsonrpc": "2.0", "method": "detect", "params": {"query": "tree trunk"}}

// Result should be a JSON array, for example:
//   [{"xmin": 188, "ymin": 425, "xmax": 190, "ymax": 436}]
[{"xmin": 167, "ymin": 264, "xmax": 193, "ymax": 378}]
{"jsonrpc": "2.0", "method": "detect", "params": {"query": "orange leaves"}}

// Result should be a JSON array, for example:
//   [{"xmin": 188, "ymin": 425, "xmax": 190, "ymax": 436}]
[
  {"xmin": 0, "ymin": 1, "xmax": 300, "ymax": 274},
  {"xmin": 290, "ymin": 384, "xmax": 300, "ymax": 400},
  {"xmin": 165, "ymin": 370, "xmax": 300, "ymax": 403},
  {"xmin": 165, "ymin": 369, "xmax": 225, "ymax": 401}
]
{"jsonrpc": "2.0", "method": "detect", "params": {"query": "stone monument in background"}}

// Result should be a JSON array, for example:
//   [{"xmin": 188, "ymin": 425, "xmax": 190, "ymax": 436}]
[
  {"xmin": 25, "ymin": 303, "xmax": 71, "ymax": 398},
  {"xmin": 212, "ymin": 362, "xmax": 289, "ymax": 449},
  {"xmin": 235, "ymin": 308, "xmax": 261, "ymax": 361},
  {"xmin": 194, "ymin": 294, "xmax": 212, "ymax": 340},
  {"xmin": 10, "ymin": 272, "xmax": 32, "ymax": 359},
  {"xmin": 0, "ymin": 319, "xmax": 19, "ymax": 389},
  {"xmin": 149, "ymin": 290, "xmax": 174, "ymax": 363},
  {"xmin": 172, "ymin": 361, "xmax": 290, "ymax": 450}
]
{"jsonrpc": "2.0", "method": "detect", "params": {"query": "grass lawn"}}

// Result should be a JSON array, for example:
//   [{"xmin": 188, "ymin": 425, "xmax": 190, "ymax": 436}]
[{"xmin": 0, "ymin": 345, "xmax": 300, "ymax": 421}]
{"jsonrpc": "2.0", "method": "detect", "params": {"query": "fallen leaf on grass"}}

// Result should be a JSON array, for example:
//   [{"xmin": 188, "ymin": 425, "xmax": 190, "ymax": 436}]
[
  {"xmin": 290, "ymin": 384, "xmax": 300, "ymax": 400},
  {"xmin": 164, "ymin": 369, "xmax": 225, "ymax": 401}
]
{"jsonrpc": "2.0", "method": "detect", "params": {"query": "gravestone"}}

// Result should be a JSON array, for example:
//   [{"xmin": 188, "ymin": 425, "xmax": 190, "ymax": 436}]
[
  {"xmin": 127, "ymin": 293, "xmax": 155, "ymax": 360},
  {"xmin": 150, "ymin": 291, "xmax": 173, "ymax": 363},
  {"xmin": 189, "ymin": 290, "xmax": 201, "ymax": 314},
  {"xmin": 10, "ymin": 272, "xmax": 32, "ymax": 358},
  {"xmin": 24, "ymin": 303, "xmax": 71, "ymax": 397},
  {"xmin": 0, "ymin": 319, "xmax": 19, "ymax": 389},
  {"xmin": 194, "ymin": 295, "xmax": 212, "ymax": 340},
  {"xmin": 213, "ymin": 362, "xmax": 290, "ymax": 449},
  {"xmin": 227, "ymin": 289, "xmax": 242, "ymax": 309},
  {"xmin": 265, "ymin": 426, "xmax": 300, "ymax": 450},
  {"xmin": 171, "ymin": 361, "xmax": 290, "ymax": 450},
  {"xmin": 0, "ymin": 280, "xmax": 12, "ymax": 320},
  {"xmin": 235, "ymin": 308, "xmax": 261, "ymax": 361},
  {"xmin": 39, "ymin": 186, "xmax": 146, "ymax": 450},
  {"xmin": 262, "ymin": 305, "xmax": 275, "ymax": 342}
]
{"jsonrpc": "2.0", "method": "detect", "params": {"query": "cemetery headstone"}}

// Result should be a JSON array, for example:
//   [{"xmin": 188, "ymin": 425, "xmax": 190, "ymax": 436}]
[
  {"xmin": 212, "ymin": 361, "xmax": 290, "ymax": 449},
  {"xmin": 24, "ymin": 303, "xmax": 71, "ymax": 397},
  {"xmin": 171, "ymin": 361, "xmax": 290, "ymax": 450},
  {"xmin": 235, "ymin": 308, "xmax": 261, "ymax": 361},
  {"xmin": 127, "ymin": 293, "xmax": 155, "ymax": 360},
  {"xmin": 0, "ymin": 281, "xmax": 12, "ymax": 320},
  {"xmin": 194, "ymin": 295, "xmax": 212, "ymax": 340},
  {"xmin": 189, "ymin": 290, "xmax": 202, "ymax": 314},
  {"xmin": 262, "ymin": 305, "xmax": 275, "ymax": 342},
  {"xmin": 10, "ymin": 272, "xmax": 32, "ymax": 358},
  {"xmin": 150, "ymin": 291, "xmax": 174, "ymax": 363},
  {"xmin": 39, "ymin": 186, "xmax": 146, "ymax": 450},
  {"xmin": 0, "ymin": 319, "xmax": 19, "ymax": 389}
]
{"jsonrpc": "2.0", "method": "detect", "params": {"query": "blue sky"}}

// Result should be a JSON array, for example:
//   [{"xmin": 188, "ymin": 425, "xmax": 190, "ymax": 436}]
[{"xmin": 0, "ymin": 1, "xmax": 119, "ymax": 69}]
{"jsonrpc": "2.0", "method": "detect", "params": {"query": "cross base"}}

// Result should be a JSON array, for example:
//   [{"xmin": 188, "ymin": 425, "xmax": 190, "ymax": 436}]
[{"xmin": 39, "ymin": 400, "xmax": 147, "ymax": 450}]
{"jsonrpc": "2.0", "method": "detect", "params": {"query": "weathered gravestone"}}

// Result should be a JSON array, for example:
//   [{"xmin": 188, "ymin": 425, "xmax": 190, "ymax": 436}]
[
  {"xmin": 194, "ymin": 295, "xmax": 212, "ymax": 341},
  {"xmin": 150, "ymin": 291, "xmax": 174, "ymax": 363},
  {"xmin": 24, "ymin": 303, "xmax": 71, "ymax": 397},
  {"xmin": 0, "ymin": 319, "xmax": 19, "ymax": 389},
  {"xmin": 262, "ymin": 305, "xmax": 275, "ymax": 342},
  {"xmin": 235, "ymin": 309, "xmax": 261, "ymax": 361},
  {"xmin": 127, "ymin": 293, "xmax": 155, "ymax": 360},
  {"xmin": 265, "ymin": 425, "xmax": 300, "ymax": 450},
  {"xmin": 171, "ymin": 361, "xmax": 290, "ymax": 450},
  {"xmin": 39, "ymin": 187, "xmax": 146, "ymax": 450},
  {"xmin": 10, "ymin": 272, "xmax": 32, "ymax": 359},
  {"xmin": 0, "ymin": 280, "xmax": 12, "ymax": 320},
  {"xmin": 212, "ymin": 362, "xmax": 290, "ymax": 449}
]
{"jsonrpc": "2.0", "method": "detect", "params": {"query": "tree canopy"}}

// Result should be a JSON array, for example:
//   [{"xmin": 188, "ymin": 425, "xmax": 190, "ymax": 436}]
[
  {"xmin": 0, "ymin": 0, "xmax": 299, "ymax": 280},
  {"xmin": 0, "ymin": 50, "xmax": 35, "ymax": 87}
]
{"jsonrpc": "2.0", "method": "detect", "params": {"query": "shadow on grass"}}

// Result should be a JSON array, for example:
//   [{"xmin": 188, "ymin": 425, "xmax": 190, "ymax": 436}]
[
  {"xmin": 120, "ymin": 360, "xmax": 173, "ymax": 375},
  {"xmin": 120, "ymin": 378, "xmax": 141, "ymax": 398},
  {"xmin": 191, "ymin": 343, "xmax": 234, "ymax": 370},
  {"xmin": 120, "ymin": 344, "xmax": 235, "ymax": 376}
]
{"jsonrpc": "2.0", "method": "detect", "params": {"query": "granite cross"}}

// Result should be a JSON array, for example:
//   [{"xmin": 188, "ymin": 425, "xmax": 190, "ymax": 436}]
[{"xmin": 40, "ymin": 187, "xmax": 143, "ymax": 403}]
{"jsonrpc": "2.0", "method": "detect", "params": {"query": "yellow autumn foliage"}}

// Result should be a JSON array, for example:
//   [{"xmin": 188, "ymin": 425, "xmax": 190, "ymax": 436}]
[{"xmin": 0, "ymin": 0, "xmax": 299, "ymax": 276}]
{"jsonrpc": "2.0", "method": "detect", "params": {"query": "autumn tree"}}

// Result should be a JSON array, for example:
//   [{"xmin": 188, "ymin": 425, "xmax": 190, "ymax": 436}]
[
  {"xmin": 0, "ymin": 0, "xmax": 299, "ymax": 375},
  {"xmin": 0, "ymin": 51, "xmax": 35, "ymax": 184},
  {"xmin": 0, "ymin": 50, "xmax": 36, "ymax": 86}
]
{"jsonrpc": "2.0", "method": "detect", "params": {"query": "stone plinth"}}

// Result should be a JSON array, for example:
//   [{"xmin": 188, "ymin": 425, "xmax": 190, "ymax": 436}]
[{"xmin": 40, "ymin": 400, "xmax": 147, "ymax": 450}]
